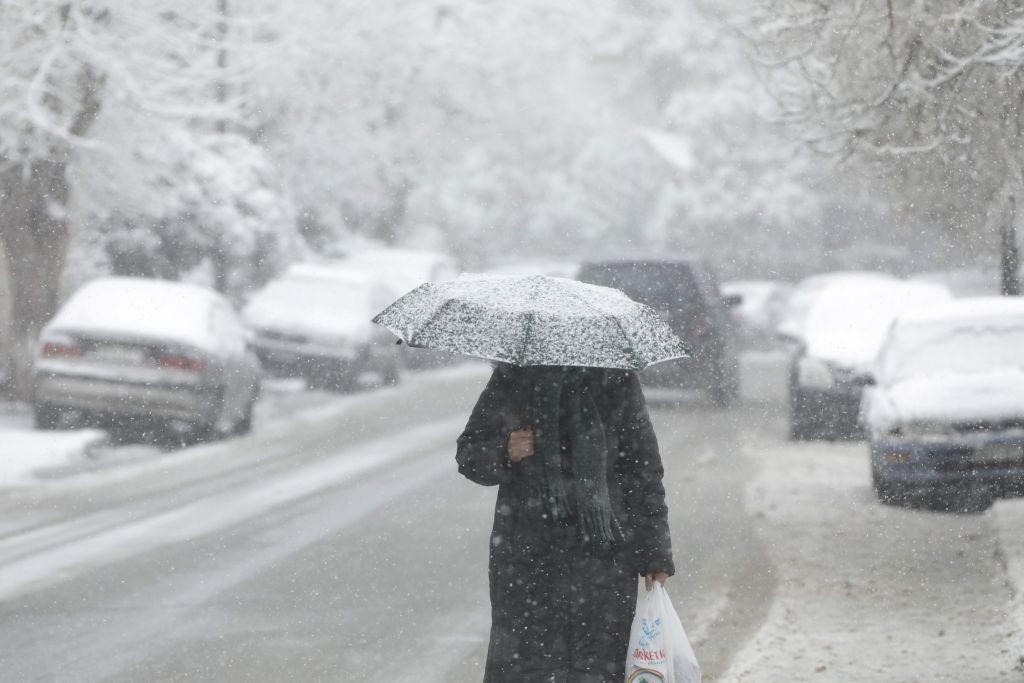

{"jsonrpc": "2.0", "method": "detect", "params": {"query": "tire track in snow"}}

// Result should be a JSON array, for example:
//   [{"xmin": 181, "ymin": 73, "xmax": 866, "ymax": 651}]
[{"xmin": 0, "ymin": 418, "xmax": 465, "ymax": 601}]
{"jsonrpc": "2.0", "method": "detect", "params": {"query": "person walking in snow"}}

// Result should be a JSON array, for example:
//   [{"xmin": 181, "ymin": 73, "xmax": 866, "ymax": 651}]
[{"xmin": 457, "ymin": 364, "xmax": 674, "ymax": 682}]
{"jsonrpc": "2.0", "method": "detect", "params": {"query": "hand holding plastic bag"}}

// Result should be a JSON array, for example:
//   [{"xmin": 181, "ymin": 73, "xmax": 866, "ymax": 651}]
[{"xmin": 625, "ymin": 582, "xmax": 701, "ymax": 683}]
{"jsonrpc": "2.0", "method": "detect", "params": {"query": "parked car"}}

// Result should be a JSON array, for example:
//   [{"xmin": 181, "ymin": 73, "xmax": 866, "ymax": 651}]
[
  {"xmin": 721, "ymin": 279, "xmax": 792, "ymax": 349},
  {"xmin": 862, "ymin": 298, "xmax": 1024, "ymax": 508},
  {"xmin": 341, "ymin": 248, "xmax": 457, "ymax": 295},
  {"xmin": 776, "ymin": 271, "xmax": 896, "ymax": 343},
  {"xmin": 33, "ymin": 277, "xmax": 261, "ymax": 438},
  {"xmin": 788, "ymin": 278, "xmax": 950, "ymax": 440},
  {"xmin": 242, "ymin": 268, "xmax": 400, "ymax": 390},
  {"xmin": 577, "ymin": 258, "xmax": 741, "ymax": 406},
  {"xmin": 340, "ymin": 248, "xmax": 458, "ymax": 370}
]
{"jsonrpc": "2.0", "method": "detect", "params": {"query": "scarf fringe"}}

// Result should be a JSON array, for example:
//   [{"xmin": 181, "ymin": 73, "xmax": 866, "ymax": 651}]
[{"xmin": 529, "ymin": 479, "xmax": 571, "ymax": 521}]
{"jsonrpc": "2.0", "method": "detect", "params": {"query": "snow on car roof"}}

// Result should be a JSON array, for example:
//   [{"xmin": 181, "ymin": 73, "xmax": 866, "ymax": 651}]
[
  {"xmin": 895, "ymin": 296, "xmax": 1024, "ymax": 326},
  {"xmin": 776, "ymin": 271, "xmax": 896, "ymax": 339},
  {"xmin": 342, "ymin": 248, "xmax": 457, "ymax": 294},
  {"xmin": 802, "ymin": 279, "xmax": 951, "ymax": 368},
  {"xmin": 46, "ymin": 277, "xmax": 228, "ymax": 351}
]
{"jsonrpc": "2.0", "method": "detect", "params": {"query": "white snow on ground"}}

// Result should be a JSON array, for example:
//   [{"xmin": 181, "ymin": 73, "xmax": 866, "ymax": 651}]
[
  {"xmin": 9, "ymin": 362, "xmax": 490, "ymax": 485},
  {"xmin": 722, "ymin": 441, "xmax": 1019, "ymax": 682},
  {"xmin": 992, "ymin": 499, "xmax": 1024, "ymax": 672},
  {"xmin": 0, "ymin": 418, "xmax": 465, "ymax": 601},
  {"xmin": 0, "ymin": 407, "xmax": 105, "ymax": 486}
]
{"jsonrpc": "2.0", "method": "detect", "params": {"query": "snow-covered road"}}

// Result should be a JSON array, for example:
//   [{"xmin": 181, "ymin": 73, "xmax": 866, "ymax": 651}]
[{"xmin": 1, "ymin": 355, "xmax": 1023, "ymax": 681}]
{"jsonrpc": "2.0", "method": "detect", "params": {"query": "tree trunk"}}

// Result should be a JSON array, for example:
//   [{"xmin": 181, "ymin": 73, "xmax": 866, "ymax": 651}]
[
  {"xmin": 1001, "ymin": 196, "xmax": 1020, "ymax": 296},
  {"xmin": 0, "ymin": 162, "xmax": 73, "ymax": 399}
]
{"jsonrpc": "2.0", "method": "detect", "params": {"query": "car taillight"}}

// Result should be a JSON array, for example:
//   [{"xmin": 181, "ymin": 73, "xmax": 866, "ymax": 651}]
[
  {"xmin": 157, "ymin": 354, "xmax": 205, "ymax": 371},
  {"xmin": 42, "ymin": 342, "xmax": 81, "ymax": 358}
]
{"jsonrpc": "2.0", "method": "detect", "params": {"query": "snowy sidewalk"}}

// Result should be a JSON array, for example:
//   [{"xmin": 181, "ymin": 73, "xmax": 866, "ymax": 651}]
[
  {"xmin": 722, "ymin": 440, "xmax": 1020, "ymax": 682},
  {"xmin": 0, "ymin": 404, "xmax": 106, "ymax": 486}
]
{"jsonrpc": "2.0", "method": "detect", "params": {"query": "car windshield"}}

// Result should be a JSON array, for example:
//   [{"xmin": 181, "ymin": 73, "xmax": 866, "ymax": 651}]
[
  {"xmin": 881, "ymin": 319, "xmax": 1024, "ymax": 383},
  {"xmin": 578, "ymin": 264, "xmax": 702, "ymax": 312}
]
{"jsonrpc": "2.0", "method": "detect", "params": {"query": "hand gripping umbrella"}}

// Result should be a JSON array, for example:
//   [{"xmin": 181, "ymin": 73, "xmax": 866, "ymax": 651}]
[{"xmin": 371, "ymin": 274, "xmax": 690, "ymax": 370}]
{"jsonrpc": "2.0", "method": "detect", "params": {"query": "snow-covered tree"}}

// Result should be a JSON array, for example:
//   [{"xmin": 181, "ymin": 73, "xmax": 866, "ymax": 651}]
[
  {"xmin": 750, "ymin": 0, "xmax": 1024, "ymax": 290},
  {"xmin": 249, "ymin": 0, "xmax": 834, "ymax": 276},
  {"xmin": 0, "ymin": 1, "xmax": 296, "ymax": 395}
]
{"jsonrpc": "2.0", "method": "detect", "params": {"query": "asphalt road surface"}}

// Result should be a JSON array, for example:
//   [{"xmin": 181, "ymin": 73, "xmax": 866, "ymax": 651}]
[{"xmin": 0, "ymin": 356, "xmax": 1015, "ymax": 681}]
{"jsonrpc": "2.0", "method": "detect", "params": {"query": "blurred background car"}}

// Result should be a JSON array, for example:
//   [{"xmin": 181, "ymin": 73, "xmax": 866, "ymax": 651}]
[
  {"xmin": 577, "ymin": 257, "xmax": 742, "ymax": 406},
  {"xmin": 32, "ymin": 277, "xmax": 261, "ymax": 439},
  {"xmin": 483, "ymin": 259, "xmax": 580, "ymax": 279},
  {"xmin": 862, "ymin": 298, "xmax": 1024, "ymax": 508},
  {"xmin": 721, "ymin": 279, "xmax": 792, "ymax": 350},
  {"xmin": 775, "ymin": 271, "xmax": 897, "ymax": 344},
  {"xmin": 243, "ymin": 266, "xmax": 401, "ymax": 391},
  {"xmin": 339, "ymin": 248, "xmax": 457, "ymax": 295},
  {"xmin": 787, "ymin": 277, "xmax": 951, "ymax": 441},
  {"xmin": 338, "ymin": 248, "xmax": 458, "ymax": 370}
]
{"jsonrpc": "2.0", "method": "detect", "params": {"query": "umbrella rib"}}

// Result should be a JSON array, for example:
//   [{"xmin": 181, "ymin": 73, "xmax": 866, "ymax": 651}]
[
  {"xmin": 408, "ymin": 296, "xmax": 458, "ymax": 348},
  {"xmin": 562, "ymin": 285, "xmax": 608, "ymax": 317},
  {"xmin": 608, "ymin": 313, "xmax": 643, "ymax": 369},
  {"xmin": 516, "ymin": 311, "xmax": 537, "ymax": 366}
]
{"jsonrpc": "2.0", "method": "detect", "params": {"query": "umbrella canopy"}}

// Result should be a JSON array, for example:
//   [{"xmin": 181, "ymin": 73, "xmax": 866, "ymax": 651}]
[{"xmin": 371, "ymin": 274, "xmax": 690, "ymax": 370}]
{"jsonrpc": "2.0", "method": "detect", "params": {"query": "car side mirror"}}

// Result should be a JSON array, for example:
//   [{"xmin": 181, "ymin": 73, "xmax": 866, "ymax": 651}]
[{"xmin": 722, "ymin": 294, "xmax": 743, "ymax": 308}]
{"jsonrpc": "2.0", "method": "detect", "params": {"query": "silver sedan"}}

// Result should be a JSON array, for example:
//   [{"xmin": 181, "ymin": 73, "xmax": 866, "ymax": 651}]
[{"xmin": 33, "ymin": 277, "xmax": 261, "ymax": 439}]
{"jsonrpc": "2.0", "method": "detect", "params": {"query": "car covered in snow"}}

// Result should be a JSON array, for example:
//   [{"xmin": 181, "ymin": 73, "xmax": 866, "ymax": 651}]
[
  {"xmin": 788, "ymin": 277, "xmax": 951, "ymax": 440},
  {"xmin": 577, "ymin": 257, "xmax": 742, "ymax": 406},
  {"xmin": 337, "ymin": 248, "xmax": 459, "ymax": 369},
  {"xmin": 340, "ymin": 247, "xmax": 457, "ymax": 296},
  {"xmin": 242, "ymin": 267, "xmax": 400, "ymax": 390},
  {"xmin": 862, "ymin": 298, "xmax": 1024, "ymax": 507},
  {"xmin": 32, "ymin": 277, "xmax": 261, "ymax": 438},
  {"xmin": 775, "ymin": 271, "xmax": 897, "ymax": 343}
]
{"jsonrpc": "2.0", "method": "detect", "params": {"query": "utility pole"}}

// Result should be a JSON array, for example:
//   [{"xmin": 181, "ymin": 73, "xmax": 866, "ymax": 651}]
[
  {"xmin": 216, "ymin": 0, "xmax": 228, "ymax": 133},
  {"xmin": 1001, "ymin": 196, "xmax": 1020, "ymax": 296},
  {"xmin": 212, "ymin": 0, "xmax": 229, "ymax": 293}
]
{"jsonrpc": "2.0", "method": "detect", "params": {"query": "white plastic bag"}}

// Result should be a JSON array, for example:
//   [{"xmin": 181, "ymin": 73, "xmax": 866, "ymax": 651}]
[{"xmin": 624, "ymin": 582, "xmax": 701, "ymax": 683}]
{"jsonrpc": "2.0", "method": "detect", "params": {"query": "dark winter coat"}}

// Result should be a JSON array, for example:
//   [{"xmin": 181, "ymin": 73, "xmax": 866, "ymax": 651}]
[{"xmin": 456, "ymin": 365, "xmax": 674, "ymax": 683}]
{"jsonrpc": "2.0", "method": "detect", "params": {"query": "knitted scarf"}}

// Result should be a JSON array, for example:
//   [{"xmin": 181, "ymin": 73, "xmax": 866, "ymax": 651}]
[{"xmin": 524, "ymin": 366, "xmax": 617, "ymax": 547}]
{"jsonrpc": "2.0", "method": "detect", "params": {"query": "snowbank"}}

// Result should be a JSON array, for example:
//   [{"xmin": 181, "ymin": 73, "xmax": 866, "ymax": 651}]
[
  {"xmin": 723, "ymin": 441, "xmax": 1019, "ymax": 681},
  {"xmin": 0, "ymin": 412, "xmax": 105, "ymax": 486}
]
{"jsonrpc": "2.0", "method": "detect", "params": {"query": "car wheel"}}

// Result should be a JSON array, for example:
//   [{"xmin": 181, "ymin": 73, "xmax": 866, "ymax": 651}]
[
  {"xmin": 382, "ymin": 359, "xmax": 401, "ymax": 386},
  {"xmin": 190, "ymin": 387, "xmax": 228, "ymax": 442},
  {"xmin": 708, "ymin": 358, "xmax": 739, "ymax": 409},
  {"xmin": 789, "ymin": 397, "xmax": 811, "ymax": 441},
  {"xmin": 789, "ymin": 388, "xmax": 825, "ymax": 441},
  {"xmin": 871, "ymin": 466, "xmax": 903, "ymax": 505},
  {"xmin": 34, "ymin": 404, "xmax": 67, "ymax": 430},
  {"xmin": 233, "ymin": 399, "xmax": 255, "ymax": 435},
  {"xmin": 326, "ymin": 367, "xmax": 357, "ymax": 392}
]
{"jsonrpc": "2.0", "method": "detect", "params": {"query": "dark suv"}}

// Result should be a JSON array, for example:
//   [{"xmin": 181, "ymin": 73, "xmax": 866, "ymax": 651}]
[{"xmin": 577, "ymin": 258, "xmax": 741, "ymax": 406}]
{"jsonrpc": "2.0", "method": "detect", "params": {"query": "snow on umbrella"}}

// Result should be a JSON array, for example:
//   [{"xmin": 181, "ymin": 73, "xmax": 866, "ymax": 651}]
[{"xmin": 371, "ymin": 274, "xmax": 690, "ymax": 370}]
